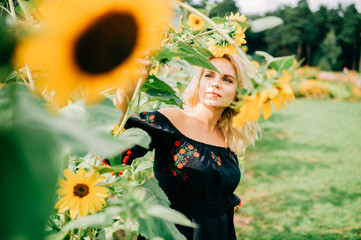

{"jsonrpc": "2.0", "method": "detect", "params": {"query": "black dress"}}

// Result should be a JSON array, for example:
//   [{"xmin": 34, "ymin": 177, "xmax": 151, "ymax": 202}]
[{"xmin": 123, "ymin": 111, "xmax": 242, "ymax": 240}]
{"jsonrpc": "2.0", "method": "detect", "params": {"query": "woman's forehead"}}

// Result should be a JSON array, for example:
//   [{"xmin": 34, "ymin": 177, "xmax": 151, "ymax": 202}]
[{"xmin": 208, "ymin": 57, "xmax": 236, "ymax": 77}]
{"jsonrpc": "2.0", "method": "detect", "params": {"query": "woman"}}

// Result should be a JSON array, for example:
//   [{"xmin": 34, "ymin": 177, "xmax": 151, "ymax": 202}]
[{"xmin": 115, "ymin": 54, "xmax": 258, "ymax": 240}]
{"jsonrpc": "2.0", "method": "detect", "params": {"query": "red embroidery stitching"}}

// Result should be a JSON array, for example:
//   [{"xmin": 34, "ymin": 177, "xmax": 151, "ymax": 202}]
[{"xmin": 170, "ymin": 142, "xmax": 198, "ymax": 180}]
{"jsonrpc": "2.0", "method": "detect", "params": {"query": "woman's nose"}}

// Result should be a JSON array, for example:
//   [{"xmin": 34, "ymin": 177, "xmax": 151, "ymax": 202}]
[{"xmin": 211, "ymin": 79, "xmax": 220, "ymax": 88}]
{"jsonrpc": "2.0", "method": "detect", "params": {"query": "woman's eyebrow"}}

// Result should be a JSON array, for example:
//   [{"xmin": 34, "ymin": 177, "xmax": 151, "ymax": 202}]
[{"xmin": 222, "ymin": 74, "xmax": 235, "ymax": 79}]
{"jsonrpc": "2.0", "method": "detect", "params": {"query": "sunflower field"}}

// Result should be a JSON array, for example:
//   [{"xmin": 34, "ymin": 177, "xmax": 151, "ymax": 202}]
[{"xmin": 0, "ymin": 0, "xmax": 297, "ymax": 239}]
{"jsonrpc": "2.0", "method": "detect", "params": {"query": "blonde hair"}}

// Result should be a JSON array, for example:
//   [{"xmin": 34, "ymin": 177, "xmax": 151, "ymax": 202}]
[{"xmin": 182, "ymin": 54, "xmax": 259, "ymax": 155}]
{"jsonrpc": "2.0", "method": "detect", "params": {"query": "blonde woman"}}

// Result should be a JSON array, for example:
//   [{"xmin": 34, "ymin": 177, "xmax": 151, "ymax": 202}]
[{"xmin": 114, "ymin": 55, "xmax": 258, "ymax": 240}]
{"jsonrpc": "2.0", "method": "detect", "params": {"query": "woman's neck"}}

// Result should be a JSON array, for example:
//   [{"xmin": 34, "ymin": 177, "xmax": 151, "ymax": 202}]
[{"xmin": 184, "ymin": 104, "xmax": 224, "ymax": 133}]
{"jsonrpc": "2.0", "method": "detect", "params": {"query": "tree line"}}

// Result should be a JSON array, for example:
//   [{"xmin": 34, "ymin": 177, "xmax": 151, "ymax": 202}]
[{"xmin": 188, "ymin": 0, "xmax": 361, "ymax": 71}]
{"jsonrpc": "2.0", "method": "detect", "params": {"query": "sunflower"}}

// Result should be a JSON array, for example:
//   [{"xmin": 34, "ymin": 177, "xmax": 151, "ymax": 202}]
[
  {"xmin": 187, "ymin": 13, "xmax": 205, "ymax": 31},
  {"xmin": 54, "ymin": 168, "xmax": 109, "ymax": 219},
  {"xmin": 14, "ymin": 0, "xmax": 172, "ymax": 107},
  {"xmin": 207, "ymin": 39, "xmax": 236, "ymax": 57},
  {"xmin": 206, "ymin": 20, "xmax": 245, "ymax": 57}
]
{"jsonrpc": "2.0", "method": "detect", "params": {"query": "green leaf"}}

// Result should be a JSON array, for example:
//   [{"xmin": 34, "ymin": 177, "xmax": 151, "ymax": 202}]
[
  {"xmin": 154, "ymin": 48, "xmax": 180, "ymax": 61},
  {"xmin": 141, "ymin": 178, "xmax": 170, "ymax": 206},
  {"xmin": 93, "ymin": 165, "xmax": 129, "ymax": 175},
  {"xmin": 147, "ymin": 205, "xmax": 196, "ymax": 228},
  {"xmin": 269, "ymin": 56, "xmax": 296, "ymax": 72},
  {"xmin": 176, "ymin": 41, "xmax": 219, "ymax": 72},
  {"xmin": 141, "ymin": 75, "xmax": 183, "ymax": 108},
  {"xmin": 249, "ymin": 16, "xmax": 284, "ymax": 32},
  {"xmin": 194, "ymin": 46, "xmax": 213, "ymax": 58}
]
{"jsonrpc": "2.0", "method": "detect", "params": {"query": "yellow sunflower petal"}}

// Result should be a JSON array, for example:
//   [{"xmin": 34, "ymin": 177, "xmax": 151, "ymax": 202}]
[
  {"xmin": 263, "ymin": 101, "xmax": 272, "ymax": 120},
  {"xmin": 63, "ymin": 169, "xmax": 77, "ymax": 182},
  {"xmin": 271, "ymin": 96, "xmax": 281, "ymax": 112}
]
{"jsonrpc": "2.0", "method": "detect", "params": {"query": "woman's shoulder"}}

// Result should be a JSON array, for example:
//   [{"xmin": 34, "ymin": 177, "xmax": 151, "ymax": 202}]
[{"xmin": 157, "ymin": 107, "xmax": 185, "ymax": 122}]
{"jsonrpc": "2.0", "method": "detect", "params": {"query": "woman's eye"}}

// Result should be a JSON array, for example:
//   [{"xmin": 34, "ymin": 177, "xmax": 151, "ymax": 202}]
[
  {"xmin": 205, "ymin": 74, "xmax": 213, "ymax": 78},
  {"xmin": 224, "ymin": 78, "xmax": 233, "ymax": 83}
]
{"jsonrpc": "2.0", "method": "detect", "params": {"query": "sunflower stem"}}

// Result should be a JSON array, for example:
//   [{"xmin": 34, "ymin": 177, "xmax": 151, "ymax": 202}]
[
  {"xmin": 176, "ymin": 1, "xmax": 259, "ymax": 85},
  {"xmin": 116, "ymin": 76, "xmax": 145, "ymax": 137},
  {"xmin": 181, "ymin": 29, "xmax": 216, "ymax": 43}
]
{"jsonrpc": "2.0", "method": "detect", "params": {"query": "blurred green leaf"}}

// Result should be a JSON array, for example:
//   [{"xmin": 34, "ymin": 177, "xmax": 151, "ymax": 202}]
[
  {"xmin": 256, "ymin": 51, "xmax": 295, "ymax": 71},
  {"xmin": 60, "ymin": 98, "xmax": 123, "ymax": 133},
  {"xmin": 138, "ymin": 217, "xmax": 187, "ymax": 240},
  {"xmin": 250, "ymin": 16, "xmax": 283, "ymax": 32},
  {"xmin": 211, "ymin": 17, "xmax": 228, "ymax": 24},
  {"xmin": 134, "ymin": 161, "xmax": 153, "ymax": 175},
  {"xmin": 62, "ymin": 207, "xmax": 120, "ymax": 231},
  {"xmin": 147, "ymin": 205, "xmax": 195, "ymax": 228}
]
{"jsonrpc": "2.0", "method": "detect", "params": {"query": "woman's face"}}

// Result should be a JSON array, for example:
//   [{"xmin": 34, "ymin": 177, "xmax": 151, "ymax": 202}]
[{"xmin": 198, "ymin": 57, "xmax": 237, "ymax": 109}]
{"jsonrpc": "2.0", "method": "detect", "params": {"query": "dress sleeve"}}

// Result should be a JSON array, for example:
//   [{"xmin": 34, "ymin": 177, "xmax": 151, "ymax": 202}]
[{"xmin": 119, "ymin": 111, "xmax": 164, "ymax": 165}]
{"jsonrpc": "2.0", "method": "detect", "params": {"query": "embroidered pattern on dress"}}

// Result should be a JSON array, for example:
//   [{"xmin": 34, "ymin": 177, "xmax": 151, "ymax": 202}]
[
  {"xmin": 132, "ymin": 112, "xmax": 155, "ymax": 125},
  {"xmin": 170, "ymin": 141, "xmax": 199, "ymax": 180},
  {"xmin": 211, "ymin": 151, "xmax": 222, "ymax": 166},
  {"xmin": 228, "ymin": 151, "xmax": 237, "ymax": 163}
]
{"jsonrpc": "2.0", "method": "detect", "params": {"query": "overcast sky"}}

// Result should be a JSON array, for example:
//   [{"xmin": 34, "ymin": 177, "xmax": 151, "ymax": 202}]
[{"xmin": 237, "ymin": 0, "xmax": 361, "ymax": 15}]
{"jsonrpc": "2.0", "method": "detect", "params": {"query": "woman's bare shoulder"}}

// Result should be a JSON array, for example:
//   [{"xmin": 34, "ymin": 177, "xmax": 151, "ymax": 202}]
[
  {"xmin": 158, "ymin": 108, "xmax": 187, "ymax": 125},
  {"xmin": 158, "ymin": 107, "xmax": 183, "ymax": 118}
]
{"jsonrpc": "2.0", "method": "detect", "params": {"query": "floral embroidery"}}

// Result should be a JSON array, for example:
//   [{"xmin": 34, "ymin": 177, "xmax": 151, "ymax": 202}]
[
  {"xmin": 228, "ymin": 151, "xmax": 237, "ymax": 163},
  {"xmin": 211, "ymin": 151, "xmax": 222, "ymax": 166},
  {"xmin": 234, "ymin": 200, "xmax": 242, "ymax": 211},
  {"xmin": 170, "ymin": 141, "xmax": 198, "ymax": 180},
  {"xmin": 132, "ymin": 112, "xmax": 155, "ymax": 125}
]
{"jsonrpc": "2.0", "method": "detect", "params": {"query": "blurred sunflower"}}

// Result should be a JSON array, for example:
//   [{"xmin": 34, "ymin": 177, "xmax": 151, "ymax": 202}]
[
  {"xmin": 54, "ymin": 168, "xmax": 109, "ymax": 219},
  {"xmin": 14, "ymin": 0, "xmax": 172, "ymax": 107},
  {"xmin": 277, "ymin": 70, "xmax": 295, "ymax": 107},
  {"xmin": 226, "ymin": 12, "xmax": 247, "ymax": 23},
  {"xmin": 187, "ymin": 13, "xmax": 205, "ymax": 31}
]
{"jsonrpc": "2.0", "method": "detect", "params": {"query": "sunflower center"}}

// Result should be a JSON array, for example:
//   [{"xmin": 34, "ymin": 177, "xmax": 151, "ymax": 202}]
[
  {"xmin": 195, "ymin": 20, "xmax": 199, "ymax": 25},
  {"xmin": 74, "ymin": 12, "xmax": 138, "ymax": 74},
  {"xmin": 74, "ymin": 184, "xmax": 89, "ymax": 198}
]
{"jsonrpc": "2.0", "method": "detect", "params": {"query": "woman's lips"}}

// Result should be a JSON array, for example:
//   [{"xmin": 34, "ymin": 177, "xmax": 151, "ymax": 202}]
[{"xmin": 206, "ymin": 92, "xmax": 221, "ymax": 97}]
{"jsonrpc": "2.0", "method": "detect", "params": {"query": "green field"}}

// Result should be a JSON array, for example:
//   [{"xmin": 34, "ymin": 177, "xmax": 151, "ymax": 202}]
[{"xmin": 235, "ymin": 99, "xmax": 361, "ymax": 240}]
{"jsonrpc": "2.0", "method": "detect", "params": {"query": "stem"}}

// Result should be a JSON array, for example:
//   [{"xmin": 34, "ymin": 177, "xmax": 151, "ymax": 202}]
[
  {"xmin": 88, "ymin": 229, "xmax": 94, "ymax": 240},
  {"xmin": 115, "ymin": 76, "xmax": 145, "ymax": 137},
  {"xmin": 77, "ymin": 228, "xmax": 83, "ymax": 240},
  {"xmin": 0, "ymin": 5, "xmax": 12, "ymax": 16},
  {"xmin": 8, "ymin": 0, "xmax": 17, "ymax": 21},
  {"xmin": 176, "ymin": 1, "xmax": 259, "ymax": 83},
  {"xmin": 181, "ymin": 29, "xmax": 216, "ymax": 43},
  {"xmin": 25, "ymin": 64, "xmax": 35, "ymax": 89}
]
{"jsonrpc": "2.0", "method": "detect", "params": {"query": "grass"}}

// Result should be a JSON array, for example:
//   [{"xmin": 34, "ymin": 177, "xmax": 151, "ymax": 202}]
[{"xmin": 234, "ymin": 98, "xmax": 361, "ymax": 240}]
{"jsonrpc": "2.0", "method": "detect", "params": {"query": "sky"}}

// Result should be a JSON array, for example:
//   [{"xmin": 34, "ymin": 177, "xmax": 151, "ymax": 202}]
[{"xmin": 237, "ymin": 0, "xmax": 361, "ymax": 15}]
